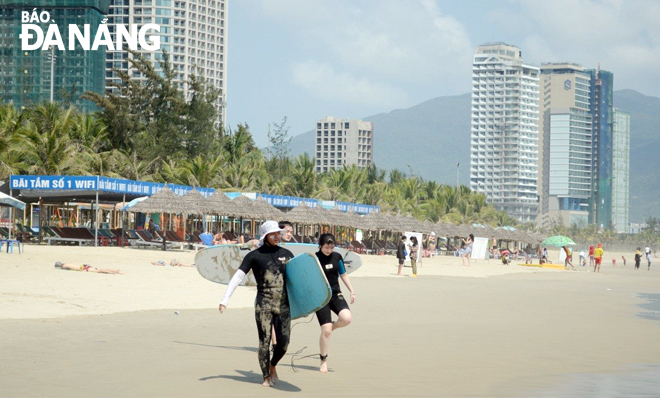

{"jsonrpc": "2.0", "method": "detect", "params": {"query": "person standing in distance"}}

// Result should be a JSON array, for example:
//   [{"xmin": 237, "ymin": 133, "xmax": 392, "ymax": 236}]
[
  {"xmin": 314, "ymin": 233, "xmax": 356, "ymax": 373},
  {"xmin": 218, "ymin": 220, "xmax": 294, "ymax": 387},
  {"xmin": 396, "ymin": 235, "xmax": 407, "ymax": 276}
]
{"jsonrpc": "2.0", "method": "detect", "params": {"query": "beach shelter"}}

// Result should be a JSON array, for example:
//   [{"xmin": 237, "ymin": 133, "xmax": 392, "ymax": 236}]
[
  {"xmin": 0, "ymin": 191, "xmax": 26, "ymax": 210},
  {"xmin": 0, "ymin": 191, "xmax": 26, "ymax": 240}
]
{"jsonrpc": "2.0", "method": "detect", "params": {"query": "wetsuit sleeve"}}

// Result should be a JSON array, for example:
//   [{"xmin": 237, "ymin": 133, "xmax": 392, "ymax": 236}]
[
  {"xmin": 338, "ymin": 259, "xmax": 346, "ymax": 275},
  {"xmin": 220, "ymin": 269, "xmax": 246, "ymax": 307}
]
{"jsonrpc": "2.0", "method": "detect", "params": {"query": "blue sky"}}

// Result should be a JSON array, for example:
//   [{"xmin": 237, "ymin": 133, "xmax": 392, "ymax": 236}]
[{"xmin": 226, "ymin": 0, "xmax": 660, "ymax": 147}]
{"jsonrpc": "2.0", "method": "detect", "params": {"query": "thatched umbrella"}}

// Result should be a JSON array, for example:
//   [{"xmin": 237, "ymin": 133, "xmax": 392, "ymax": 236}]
[
  {"xmin": 358, "ymin": 211, "xmax": 383, "ymax": 230},
  {"xmin": 207, "ymin": 191, "xmax": 232, "ymax": 214},
  {"xmin": 180, "ymin": 189, "xmax": 215, "ymax": 214},
  {"xmin": 225, "ymin": 195, "xmax": 259, "ymax": 219},
  {"xmin": 128, "ymin": 186, "xmax": 186, "ymax": 214},
  {"xmin": 253, "ymin": 198, "xmax": 282, "ymax": 220},
  {"xmin": 285, "ymin": 202, "xmax": 318, "ymax": 225}
]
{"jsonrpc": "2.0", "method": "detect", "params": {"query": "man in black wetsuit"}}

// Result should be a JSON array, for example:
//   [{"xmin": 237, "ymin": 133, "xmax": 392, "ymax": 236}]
[{"xmin": 219, "ymin": 220, "xmax": 294, "ymax": 387}]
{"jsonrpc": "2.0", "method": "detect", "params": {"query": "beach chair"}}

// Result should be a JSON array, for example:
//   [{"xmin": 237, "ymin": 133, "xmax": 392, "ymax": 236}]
[
  {"xmin": 135, "ymin": 230, "xmax": 173, "ymax": 250},
  {"xmin": 45, "ymin": 227, "xmax": 92, "ymax": 246}
]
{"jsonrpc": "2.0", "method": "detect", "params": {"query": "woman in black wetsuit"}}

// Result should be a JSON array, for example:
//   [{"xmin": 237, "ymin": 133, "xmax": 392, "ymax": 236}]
[
  {"xmin": 315, "ymin": 233, "xmax": 356, "ymax": 373},
  {"xmin": 219, "ymin": 220, "xmax": 294, "ymax": 387}
]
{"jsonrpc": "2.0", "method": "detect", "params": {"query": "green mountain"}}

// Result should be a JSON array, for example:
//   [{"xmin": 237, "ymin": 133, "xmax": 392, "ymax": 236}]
[
  {"xmin": 288, "ymin": 90, "xmax": 660, "ymax": 223},
  {"xmin": 288, "ymin": 93, "xmax": 473, "ymax": 185}
]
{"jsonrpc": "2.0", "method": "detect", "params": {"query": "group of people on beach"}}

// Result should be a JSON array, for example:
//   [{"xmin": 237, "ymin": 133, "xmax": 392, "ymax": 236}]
[{"xmin": 219, "ymin": 220, "xmax": 355, "ymax": 387}]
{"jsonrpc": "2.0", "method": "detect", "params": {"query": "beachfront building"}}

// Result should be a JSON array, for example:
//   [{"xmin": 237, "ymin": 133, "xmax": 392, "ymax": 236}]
[
  {"xmin": 0, "ymin": 1, "xmax": 108, "ymax": 112},
  {"xmin": 537, "ymin": 64, "xmax": 622, "ymax": 231},
  {"xmin": 537, "ymin": 63, "xmax": 593, "ymax": 229},
  {"xmin": 469, "ymin": 42, "xmax": 540, "ymax": 223},
  {"xmin": 314, "ymin": 117, "xmax": 374, "ymax": 173},
  {"xmin": 106, "ymin": 0, "xmax": 227, "ymax": 124},
  {"xmin": 589, "ymin": 68, "xmax": 615, "ymax": 229},
  {"xmin": 611, "ymin": 108, "xmax": 630, "ymax": 233}
]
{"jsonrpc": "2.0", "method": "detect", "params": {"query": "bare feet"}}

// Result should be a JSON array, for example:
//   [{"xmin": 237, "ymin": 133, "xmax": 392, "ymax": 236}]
[
  {"xmin": 269, "ymin": 365, "xmax": 278, "ymax": 384},
  {"xmin": 320, "ymin": 359, "xmax": 328, "ymax": 373},
  {"xmin": 262, "ymin": 377, "xmax": 273, "ymax": 387}
]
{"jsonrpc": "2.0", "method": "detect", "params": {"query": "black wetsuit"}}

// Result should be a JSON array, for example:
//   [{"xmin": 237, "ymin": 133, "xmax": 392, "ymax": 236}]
[
  {"xmin": 315, "ymin": 251, "xmax": 349, "ymax": 325},
  {"xmin": 239, "ymin": 243, "xmax": 294, "ymax": 379}
]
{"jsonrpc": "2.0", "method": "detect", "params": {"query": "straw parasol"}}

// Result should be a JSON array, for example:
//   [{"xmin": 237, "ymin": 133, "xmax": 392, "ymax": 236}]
[
  {"xmin": 284, "ymin": 202, "xmax": 318, "ymax": 225},
  {"xmin": 253, "ymin": 198, "xmax": 283, "ymax": 220},
  {"xmin": 207, "ymin": 190, "xmax": 232, "ymax": 214},
  {"xmin": 180, "ymin": 189, "xmax": 215, "ymax": 214},
  {"xmin": 224, "ymin": 195, "xmax": 259, "ymax": 219},
  {"xmin": 128, "ymin": 186, "xmax": 187, "ymax": 214}
]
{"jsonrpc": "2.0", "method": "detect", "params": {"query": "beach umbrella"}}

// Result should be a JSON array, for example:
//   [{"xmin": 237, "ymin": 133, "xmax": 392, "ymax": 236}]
[
  {"xmin": 128, "ymin": 186, "xmax": 186, "ymax": 214},
  {"xmin": 207, "ymin": 191, "xmax": 232, "ymax": 214},
  {"xmin": 253, "ymin": 198, "xmax": 282, "ymax": 220},
  {"xmin": 541, "ymin": 235, "xmax": 576, "ymax": 247},
  {"xmin": 180, "ymin": 189, "xmax": 215, "ymax": 214},
  {"xmin": 0, "ymin": 191, "xmax": 26, "ymax": 210}
]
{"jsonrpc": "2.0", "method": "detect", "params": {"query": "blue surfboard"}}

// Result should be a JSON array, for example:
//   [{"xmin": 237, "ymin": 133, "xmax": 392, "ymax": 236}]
[{"xmin": 285, "ymin": 253, "xmax": 332, "ymax": 320}]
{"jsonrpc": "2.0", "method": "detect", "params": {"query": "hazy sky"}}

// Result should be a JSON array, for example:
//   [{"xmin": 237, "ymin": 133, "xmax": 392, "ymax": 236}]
[{"xmin": 226, "ymin": 0, "xmax": 660, "ymax": 147}]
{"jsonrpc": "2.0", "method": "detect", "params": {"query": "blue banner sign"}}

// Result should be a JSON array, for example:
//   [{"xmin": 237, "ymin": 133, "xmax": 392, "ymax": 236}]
[
  {"xmin": 10, "ymin": 175, "xmax": 214, "ymax": 196},
  {"xmin": 9, "ymin": 175, "xmax": 377, "ymax": 213}
]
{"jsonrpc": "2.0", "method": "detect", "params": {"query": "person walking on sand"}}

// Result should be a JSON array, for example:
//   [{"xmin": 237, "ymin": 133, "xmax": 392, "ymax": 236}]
[
  {"xmin": 218, "ymin": 220, "xmax": 294, "ymax": 387},
  {"xmin": 461, "ymin": 234, "xmax": 474, "ymax": 266},
  {"xmin": 621, "ymin": 255, "xmax": 627, "ymax": 267},
  {"xmin": 563, "ymin": 246, "xmax": 575, "ymax": 270},
  {"xmin": 409, "ymin": 236, "xmax": 419, "ymax": 277},
  {"xmin": 588, "ymin": 245, "xmax": 595, "ymax": 267},
  {"xmin": 635, "ymin": 247, "xmax": 642, "ymax": 270},
  {"xmin": 593, "ymin": 243, "xmax": 604, "ymax": 273},
  {"xmin": 314, "ymin": 233, "xmax": 356, "ymax": 373},
  {"xmin": 396, "ymin": 235, "xmax": 407, "ymax": 275},
  {"xmin": 646, "ymin": 247, "xmax": 653, "ymax": 271},
  {"xmin": 579, "ymin": 249, "xmax": 586, "ymax": 267}
]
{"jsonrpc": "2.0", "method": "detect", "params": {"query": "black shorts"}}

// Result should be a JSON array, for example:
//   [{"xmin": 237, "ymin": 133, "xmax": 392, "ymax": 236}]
[{"xmin": 316, "ymin": 293, "xmax": 350, "ymax": 325}]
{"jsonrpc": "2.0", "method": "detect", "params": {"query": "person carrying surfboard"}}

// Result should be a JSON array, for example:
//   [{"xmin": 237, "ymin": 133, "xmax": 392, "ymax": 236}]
[
  {"xmin": 218, "ymin": 220, "xmax": 294, "ymax": 387},
  {"xmin": 314, "ymin": 233, "xmax": 356, "ymax": 373}
]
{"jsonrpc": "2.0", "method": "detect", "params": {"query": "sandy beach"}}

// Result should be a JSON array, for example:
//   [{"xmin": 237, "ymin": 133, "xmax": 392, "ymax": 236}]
[{"xmin": 1, "ymin": 244, "xmax": 659, "ymax": 397}]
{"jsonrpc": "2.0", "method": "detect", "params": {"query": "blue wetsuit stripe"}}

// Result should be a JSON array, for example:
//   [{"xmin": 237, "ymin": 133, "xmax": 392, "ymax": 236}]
[{"xmin": 338, "ymin": 259, "xmax": 346, "ymax": 275}]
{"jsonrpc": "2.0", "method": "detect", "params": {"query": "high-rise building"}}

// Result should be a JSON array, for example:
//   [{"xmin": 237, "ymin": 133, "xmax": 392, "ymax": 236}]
[
  {"xmin": 588, "ymin": 68, "xmax": 614, "ymax": 229},
  {"xmin": 106, "ymin": 0, "xmax": 227, "ymax": 124},
  {"xmin": 314, "ymin": 117, "xmax": 373, "ymax": 173},
  {"xmin": 0, "ymin": 1, "xmax": 108, "ymax": 112},
  {"xmin": 611, "ymin": 108, "xmax": 630, "ymax": 233},
  {"xmin": 538, "ymin": 63, "xmax": 593, "ymax": 228},
  {"xmin": 470, "ymin": 43, "xmax": 540, "ymax": 223},
  {"xmin": 538, "ymin": 64, "xmax": 623, "ymax": 231}
]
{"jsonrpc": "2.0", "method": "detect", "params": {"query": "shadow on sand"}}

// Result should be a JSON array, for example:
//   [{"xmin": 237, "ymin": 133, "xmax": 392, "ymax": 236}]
[
  {"xmin": 200, "ymin": 370, "xmax": 302, "ymax": 392},
  {"xmin": 173, "ymin": 341, "xmax": 257, "ymax": 353}
]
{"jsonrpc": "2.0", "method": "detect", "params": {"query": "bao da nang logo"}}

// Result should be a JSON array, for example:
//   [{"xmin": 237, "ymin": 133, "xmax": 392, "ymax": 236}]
[{"xmin": 20, "ymin": 9, "xmax": 160, "ymax": 51}]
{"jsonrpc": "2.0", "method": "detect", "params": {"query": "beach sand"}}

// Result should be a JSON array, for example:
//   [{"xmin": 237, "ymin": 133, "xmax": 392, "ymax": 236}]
[{"xmin": 1, "ymin": 245, "xmax": 659, "ymax": 397}]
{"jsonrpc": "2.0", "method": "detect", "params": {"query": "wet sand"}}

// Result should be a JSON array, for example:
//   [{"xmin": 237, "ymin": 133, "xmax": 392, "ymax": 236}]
[{"xmin": 1, "ymin": 245, "xmax": 659, "ymax": 397}]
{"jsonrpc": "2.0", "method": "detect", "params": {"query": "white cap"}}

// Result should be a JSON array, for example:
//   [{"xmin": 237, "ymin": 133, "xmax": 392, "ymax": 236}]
[
  {"xmin": 259, "ymin": 220, "xmax": 285, "ymax": 244},
  {"xmin": 430, "ymin": 231, "xmax": 436, "ymax": 236}
]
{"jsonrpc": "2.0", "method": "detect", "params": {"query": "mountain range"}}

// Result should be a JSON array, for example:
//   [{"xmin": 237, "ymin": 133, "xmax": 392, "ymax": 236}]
[{"xmin": 288, "ymin": 89, "xmax": 660, "ymax": 224}]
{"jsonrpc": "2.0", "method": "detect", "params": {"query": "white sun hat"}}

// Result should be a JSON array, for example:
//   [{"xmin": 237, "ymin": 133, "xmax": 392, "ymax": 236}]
[{"xmin": 259, "ymin": 220, "xmax": 285, "ymax": 244}]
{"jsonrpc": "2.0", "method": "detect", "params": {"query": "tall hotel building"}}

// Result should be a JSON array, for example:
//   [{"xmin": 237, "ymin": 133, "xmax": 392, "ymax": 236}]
[
  {"xmin": 106, "ymin": 0, "xmax": 227, "ymax": 124},
  {"xmin": 0, "ymin": 1, "xmax": 108, "ymax": 113},
  {"xmin": 538, "ymin": 64, "xmax": 626, "ymax": 231},
  {"xmin": 538, "ymin": 63, "xmax": 593, "ymax": 228},
  {"xmin": 315, "ymin": 117, "xmax": 373, "ymax": 173},
  {"xmin": 469, "ymin": 43, "xmax": 540, "ymax": 223}
]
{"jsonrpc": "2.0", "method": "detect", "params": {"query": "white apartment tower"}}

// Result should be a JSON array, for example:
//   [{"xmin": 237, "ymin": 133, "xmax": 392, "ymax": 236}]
[
  {"xmin": 470, "ymin": 43, "xmax": 540, "ymax": 223},
  {"xmin": 315, "ymin": 117, "xmax": 373, "ymax": 173},
  {"xmin": 106, "ymin": 0, "xmax": 227, "ymax": 124}
]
